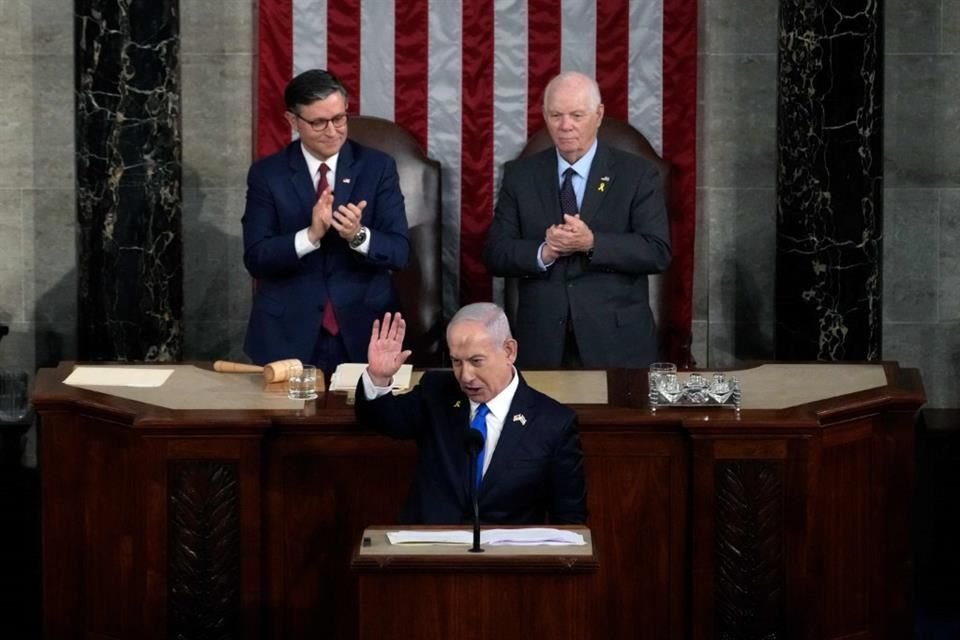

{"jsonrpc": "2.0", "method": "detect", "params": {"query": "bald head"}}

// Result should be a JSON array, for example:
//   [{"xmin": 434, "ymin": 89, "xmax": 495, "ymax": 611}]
[{"xmin": 542, "ymin": 72, "xmax": 604, "ymax": 163}]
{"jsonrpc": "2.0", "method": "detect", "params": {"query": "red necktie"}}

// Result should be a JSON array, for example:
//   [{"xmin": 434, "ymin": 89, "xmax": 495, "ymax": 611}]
[
  {"xmin": 316, "ymin": 163, "xmax": 339, "ymax": 335},
  {"xmin": 316, "ymin": 162, "xmax": 330, "ymax": 198}
]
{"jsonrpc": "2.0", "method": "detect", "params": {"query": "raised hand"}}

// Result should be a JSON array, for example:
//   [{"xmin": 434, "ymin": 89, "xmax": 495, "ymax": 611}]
[{"xmin": 366, "ymin": 312, "xmax": 412, "ymax": 386}]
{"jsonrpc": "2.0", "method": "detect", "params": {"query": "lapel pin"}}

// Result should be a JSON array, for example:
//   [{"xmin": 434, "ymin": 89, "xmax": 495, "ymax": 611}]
[
  {"xmin": 512, "ymin": 413, "xmax": 527, "ymax": 426},
  {"xmin": 598, "ymin": 183, "xmax": 606, "ymax": 192},
  {"xmin": 598, "ymin": 176, "xmax": 610, "ymax": 192},
  {"xmin": 454, "ymin": 400, "xmax": 462, "ymax": 408},
  {"xmin": 342, "ymin": 178, "xmax": 351, "ymax": 184}
]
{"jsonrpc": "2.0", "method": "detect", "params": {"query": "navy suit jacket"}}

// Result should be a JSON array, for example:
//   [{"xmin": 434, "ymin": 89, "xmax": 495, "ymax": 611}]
[
  {"xmin": 485, "ymin": 142, "xmax": 671, "ymax": 369},
  {"xmin": 355, "ymin": 370, "xmax": 588, "ymax": 525},
  {"xmin": 242, "ymin": 139, "xmax": 409, "ymax": 366}
]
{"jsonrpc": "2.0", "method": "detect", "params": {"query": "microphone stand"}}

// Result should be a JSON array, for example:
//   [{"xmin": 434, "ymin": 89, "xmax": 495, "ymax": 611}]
[{"xmin": 464, "ymin": 430, "xmax": 485, "ymax": 553}]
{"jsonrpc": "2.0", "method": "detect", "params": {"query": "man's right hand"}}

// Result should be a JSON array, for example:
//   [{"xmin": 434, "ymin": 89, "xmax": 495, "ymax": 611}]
[
  {"xmin": 307, "ymin": 187, "xmax": 334, "ymax": 244},
  {"xmin": 367, "ymin": 312, "xmax": 412, "ymax": 387}
]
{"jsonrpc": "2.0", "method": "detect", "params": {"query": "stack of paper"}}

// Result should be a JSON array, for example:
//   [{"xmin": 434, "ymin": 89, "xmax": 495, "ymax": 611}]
[
  {"xmin": 386, "ymin": 528, "xmax": 586, "ymax": 546},
  {"xmin": 329, "ymin": 363, "xmax": 413, "ymax": 392}
]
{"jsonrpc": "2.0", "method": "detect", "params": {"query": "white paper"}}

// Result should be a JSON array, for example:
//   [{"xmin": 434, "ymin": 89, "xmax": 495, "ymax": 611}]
[
  {"xmin": 330, "ymin": 363, "xmax": 412, "ymax": 392},
  {"xmin": 63, "ymin": 366, "xmax": 175, "ymax": 388},
  {"xmin": 387, "ymin": 528, "xmax": 586, "ymax": 547}
]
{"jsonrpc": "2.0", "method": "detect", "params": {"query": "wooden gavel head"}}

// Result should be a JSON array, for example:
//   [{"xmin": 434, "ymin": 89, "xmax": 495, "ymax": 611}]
[{"xmin": 262, "ymin": 358, "xmax": 303, "ymax": 383}]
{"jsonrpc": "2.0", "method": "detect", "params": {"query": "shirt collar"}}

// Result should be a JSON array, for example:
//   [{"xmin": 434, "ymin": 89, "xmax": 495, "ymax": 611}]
[
  {"xmin": 300, "ymin": 142, "xmax": 340, "ymax": 183},
  {"xmin": 556, "ymin": 138, "xmax": 598, "ymax": 181},
  {"xmin": 470, "ymin": 366, "xmax": 520, "ymax": 422}
]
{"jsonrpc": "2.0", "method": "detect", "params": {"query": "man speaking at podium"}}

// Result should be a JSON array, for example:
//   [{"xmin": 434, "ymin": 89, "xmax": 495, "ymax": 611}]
[{"xmin": 355, "ymin": 303, "xmax": 587, "ymax": 525}]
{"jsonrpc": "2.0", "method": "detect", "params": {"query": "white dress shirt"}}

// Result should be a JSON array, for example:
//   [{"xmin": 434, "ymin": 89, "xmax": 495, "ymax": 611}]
[
  {"xmin": 294, "ymin": 142, "xmax": 371, "ymax": 257},
  {"xmin": 361, "ymin": 367, "xmax": 521, "ymax": 478}
]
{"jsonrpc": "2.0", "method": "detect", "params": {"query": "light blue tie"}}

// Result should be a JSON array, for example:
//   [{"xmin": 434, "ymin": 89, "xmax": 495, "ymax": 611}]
[{"xmin": 471, "ymin": 404, "xmax": 490, "ymax": 490}]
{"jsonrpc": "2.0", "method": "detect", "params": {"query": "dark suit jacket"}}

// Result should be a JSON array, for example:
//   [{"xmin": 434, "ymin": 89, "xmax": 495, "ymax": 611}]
[
  {"xmin": 242, "ymin": 139, "xmax": 409, "ymax": 366},
  {"xmin": 485, "ymin": 143, "xmax": 671, "ymax": 369},
  {"xmin": 354, "ymin": 370, "xmax": 588, "ymax": 525}
]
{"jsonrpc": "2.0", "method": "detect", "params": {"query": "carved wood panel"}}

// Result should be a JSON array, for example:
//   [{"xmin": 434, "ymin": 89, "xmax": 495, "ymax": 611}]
[
  {"xmin": 168, "ymin": 460, "xmax": 241, "ymax": 640},
  {"xmin": 715, "ymin": 460, "xmax": 785, "ymax": 640}
]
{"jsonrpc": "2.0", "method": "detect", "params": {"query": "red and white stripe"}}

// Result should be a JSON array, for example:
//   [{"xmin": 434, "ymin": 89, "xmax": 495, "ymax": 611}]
[{"xmin": 256, "ymin": 0, "xmax": 697, "ymax": 360}]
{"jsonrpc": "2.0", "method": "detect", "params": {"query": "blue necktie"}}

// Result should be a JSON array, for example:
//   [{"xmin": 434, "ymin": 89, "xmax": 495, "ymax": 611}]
[
  {"xmin": 471, "ymin": 404, "xmax": 490, "ymax": 490},
  {"xmin": 559, "ymin": 167, "xmax": 578, "ymax": 216}
]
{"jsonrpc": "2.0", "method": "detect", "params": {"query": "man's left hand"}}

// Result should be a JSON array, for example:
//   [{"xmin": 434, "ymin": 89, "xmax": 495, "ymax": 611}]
[
  {"xmin": 548, "ymin": 214, "xmax": 595, "ymax": 254},
  {"xmin": 332, "ymin": 200, "xmax": 368, "ymax": 241}
]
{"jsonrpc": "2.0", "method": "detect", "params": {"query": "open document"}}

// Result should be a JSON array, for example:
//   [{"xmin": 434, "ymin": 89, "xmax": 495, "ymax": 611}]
[
  {"xmin": 329, "ymin": 363, "xmax": 413, "ymax": 392},
  {"xmin": 387, "ymin": 528, "xmax": 586, "ymax": 546}
]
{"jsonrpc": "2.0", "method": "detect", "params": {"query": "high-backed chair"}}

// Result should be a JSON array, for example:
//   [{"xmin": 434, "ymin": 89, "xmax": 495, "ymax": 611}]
[
  {"xmin": 348, "ymin": 116, "xmax": 444, "ymax": 366},
  {"xmin": 506, "ymin": 118, "xmax": 671, "ymax": 356}
]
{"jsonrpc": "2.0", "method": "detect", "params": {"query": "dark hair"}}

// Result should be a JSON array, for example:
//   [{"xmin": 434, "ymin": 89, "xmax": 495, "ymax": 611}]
[{"xmin": 284, "ymin": 70, "xmax": 349, "ymax": 111}]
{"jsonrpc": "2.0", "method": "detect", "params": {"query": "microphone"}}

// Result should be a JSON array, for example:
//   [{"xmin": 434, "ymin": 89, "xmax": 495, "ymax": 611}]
[{"xmin": 464, "ymin": 429, "xmax": 485, "ymax": 553}]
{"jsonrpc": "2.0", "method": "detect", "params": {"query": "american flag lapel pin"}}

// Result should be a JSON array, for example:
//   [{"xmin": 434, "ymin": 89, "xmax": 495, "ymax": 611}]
[{"xmin": 512, "ymin": 413, "xmax": 527, "ymax": 426}]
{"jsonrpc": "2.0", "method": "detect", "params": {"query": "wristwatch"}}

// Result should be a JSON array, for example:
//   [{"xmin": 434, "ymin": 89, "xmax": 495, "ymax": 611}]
[{"xmin": 349, "ymin": 226, "xmax": 368, "ymax": 249}]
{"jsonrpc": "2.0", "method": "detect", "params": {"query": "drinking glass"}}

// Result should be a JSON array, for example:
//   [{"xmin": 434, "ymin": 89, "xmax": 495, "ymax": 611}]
[
  {"xmin": 0, "ymin": 369, "xmax": 30, "ymax": 423},
  {"xmin": 648, "ymin": 362, "xmax": 677, "ymax": 405},
  {"xmin": 657, "ymin": 372, "xmax": 684, "ymax": 403},
  {"xmin": 686, "ymin": 373, "xmax": 708, "ymax": 403},
  {"xmin": 287, "ymin": 365, "xmax": 318, "ymax": 400},
  {"xmin": 707, "ymin": 373, "xmax": 733, "ymax": 404}
]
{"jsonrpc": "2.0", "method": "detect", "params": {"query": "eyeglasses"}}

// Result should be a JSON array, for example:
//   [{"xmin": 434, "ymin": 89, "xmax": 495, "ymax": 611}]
[{"xmin": 291, "ymin": 111, "xmax": 348, "ymax": 132}]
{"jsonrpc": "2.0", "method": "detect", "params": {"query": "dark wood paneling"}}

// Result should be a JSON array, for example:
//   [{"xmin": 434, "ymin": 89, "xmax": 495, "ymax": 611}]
[
  {"xmin": 168, "ymin": 460, "xmax": 241, "ymax": 640},
  {"xmin": 32, "ymin": 362, "xmax": 924, "ymax": 640}
]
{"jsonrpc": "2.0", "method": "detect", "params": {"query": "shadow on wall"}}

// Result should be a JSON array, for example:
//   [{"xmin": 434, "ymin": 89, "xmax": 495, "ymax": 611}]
[
  {"xmin": 732, "ymin": 260, "xmax": 774, "ymax": 363},
  {"xmin": 181, "ymin": 164, "xmax": 250, "ymax": 363},
  {"xmin": 33, "ymin": 267, "xmax": 78, "ymax": 369}
]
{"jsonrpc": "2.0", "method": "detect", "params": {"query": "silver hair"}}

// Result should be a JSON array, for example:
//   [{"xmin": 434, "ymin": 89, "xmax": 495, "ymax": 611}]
[
  {"xmin": 542, "ymin": 71, "xmax": 602, "ymax": 111},
  {"xmin": 447, "ymin": 302, "xmax": 513, "ymax": 347}
]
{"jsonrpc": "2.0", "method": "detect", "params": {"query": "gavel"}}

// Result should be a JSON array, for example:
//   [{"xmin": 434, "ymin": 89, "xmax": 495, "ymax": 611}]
[{"xmin": 213, "ymin": 359, "xmax": 303, "ymax": 383}]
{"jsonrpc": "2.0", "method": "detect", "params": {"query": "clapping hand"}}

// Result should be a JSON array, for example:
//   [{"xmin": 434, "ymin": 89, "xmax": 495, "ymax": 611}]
[
  {"xmin": 366, "ymin": 312, "xmax": 413, "ymax": 387},
  {"xmin": 308, "ymin": 187, "xmax": 334, "ymax": 244}
]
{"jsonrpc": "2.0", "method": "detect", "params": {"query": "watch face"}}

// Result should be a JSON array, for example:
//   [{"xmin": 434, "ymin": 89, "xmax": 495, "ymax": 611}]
[{"xmin": 350, "ymin": 228, "xmax": 367, "ymax": 247}]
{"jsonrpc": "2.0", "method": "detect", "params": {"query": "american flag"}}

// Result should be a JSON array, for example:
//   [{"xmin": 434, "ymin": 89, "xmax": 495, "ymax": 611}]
[{"xmin": 256, "ymin": 0, "xmax": 697, "ymax": 362}]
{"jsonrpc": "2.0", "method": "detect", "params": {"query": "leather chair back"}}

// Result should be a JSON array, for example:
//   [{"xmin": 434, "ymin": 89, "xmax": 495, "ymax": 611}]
[
  {"xmin": 348, "ymin": 116, "xmax": 444, "ymax": 366},
  {"xmin": 507, "ymin": 118, "xmax": 670, "ymax": 352}
]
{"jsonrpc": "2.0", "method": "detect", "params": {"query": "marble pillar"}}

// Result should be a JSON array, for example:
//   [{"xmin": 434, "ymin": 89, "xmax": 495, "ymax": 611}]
[
  {"xmin": 75, "ymin": 0, "xmax": 183, "ymax": 361},
  {"xmin": 775, "ymin": 0, "xmax": 883, "ymax": 361}
]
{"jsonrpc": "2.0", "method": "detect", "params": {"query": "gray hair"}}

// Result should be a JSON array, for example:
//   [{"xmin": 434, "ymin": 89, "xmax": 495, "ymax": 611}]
[
  {"xmin": 542, "ymin": 71, "xmax": 602, "ymax": 111},
  {"xmin": 447, "ymin": 303, "xmax": 513, "ymax": 348}
]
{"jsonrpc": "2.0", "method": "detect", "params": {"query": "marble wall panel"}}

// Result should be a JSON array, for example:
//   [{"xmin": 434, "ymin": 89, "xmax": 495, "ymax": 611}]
[
  {"xmin": 699, "ymin": 53, "xmax": 778, "ymax": 190},
  {"xmin": 886, "ymin": 0, "xmax": 942, "ymax": 54},
  {"xmin": 883, "ymin": 189, "xmax": 939, "ymax": 323},
  {"xmin": 181, "ymin": 54, "xmax": 255, "ymax": 189},
  {"xmin": 885, "ymin": 322, "xmax": 960, "ymax": 408},
  {"xmin": 706, "ymin": 188, "xmax": 776, "ymax": 329},
  {"xmin": 705, "ymin": 321, "xmax": 775, "ymax": 368},
  {"xmin": 942, "ymin": 0, "xmax": 960, "ymax": 53},
  {"xmin": 181, "ymin": 0, "xmax": 254, "ymax": 54},
  {"xmin": 940, "ymin": 190, "xmax": 960, "ymax": 321},
  {"xmin": 701, "ymin": 0, "xmax": 778, "ymax": 55},
  {"xmin": 885, "ymin": 55, "xmax": 960, "ymax": 188}
]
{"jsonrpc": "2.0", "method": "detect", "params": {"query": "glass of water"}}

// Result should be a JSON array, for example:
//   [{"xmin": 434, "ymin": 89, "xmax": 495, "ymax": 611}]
[
  {"xmin": 287, "ymin": 365, "xmax": 318, "ymax": 401},
  {"xmin": 648, "ymin": 362, "xmax": 677, "ymax": 405},
  {"xmin": 0, "ymin": 369, "xmax": 30, "ymax": 423}
]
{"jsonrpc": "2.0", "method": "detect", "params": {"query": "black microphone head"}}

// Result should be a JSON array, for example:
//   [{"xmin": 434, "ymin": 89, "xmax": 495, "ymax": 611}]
[{"xmin": 464, "ymin": 429, "xmax": 485, "ymax": 455}]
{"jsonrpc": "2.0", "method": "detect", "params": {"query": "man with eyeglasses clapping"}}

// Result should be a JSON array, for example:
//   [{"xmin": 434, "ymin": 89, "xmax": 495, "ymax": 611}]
[{"xmin": 242, "ymin": 69, "xmax": 410, "ymax": 380}]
